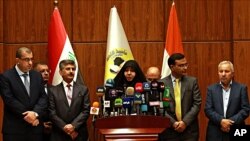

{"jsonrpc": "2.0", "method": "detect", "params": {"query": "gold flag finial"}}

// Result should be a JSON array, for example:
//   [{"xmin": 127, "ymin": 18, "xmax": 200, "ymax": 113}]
[{"xmin": 54, "ymin": 0, "xmax": 59, "ymax": 8}]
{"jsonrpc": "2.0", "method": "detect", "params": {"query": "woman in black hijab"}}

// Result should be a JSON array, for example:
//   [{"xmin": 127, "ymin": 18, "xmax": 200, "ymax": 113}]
[{"xmin": 114, "ymin": 60, "xmax": 147, "ymax": 88}]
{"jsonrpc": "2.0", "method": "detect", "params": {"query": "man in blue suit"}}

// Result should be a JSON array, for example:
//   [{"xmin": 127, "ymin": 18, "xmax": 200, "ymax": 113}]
[
  {"xmin": 0, "ymin": 47, "xmax": 48, "ymax": 141},
  {"xmin": 204, "ymin": 60, "xmax": 250, "ymax": 141}
]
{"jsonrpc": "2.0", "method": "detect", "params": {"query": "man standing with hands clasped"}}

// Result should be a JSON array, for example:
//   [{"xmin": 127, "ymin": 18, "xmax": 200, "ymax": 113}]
[
  {"xmin": 0, "ymin": 47, "xmax": 48, "ymax": 141},
  {"xmin": 159, "ymin": 53, "xmax": 202, "ymax": 141},
  {"xmin": 204, "ymin": 61, "xmax": 250, "ymax": 141},
  {"xmin": 49, "ymin": 59, "xmax": 90, "ymax": 141}
]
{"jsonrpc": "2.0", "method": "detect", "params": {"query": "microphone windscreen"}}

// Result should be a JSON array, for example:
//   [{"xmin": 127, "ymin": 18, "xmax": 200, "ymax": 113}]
[
  {"xmin": 141, "ymin": 104, "xmax": 148, "ymax": 112},
  {"xmin": 163, "ymin": 86, "xmax": 171, "ymax": 107},
  {"xmin": 92, "ymin": 101, "xmax": 100, "ymax": 107},
  {"xmin": 151, "ymin": 81, "xmax": 158, "ymax": 90},
  {"xmin": 143, "ymin": 82, "xmax": 151, "ymax": 92},
  {"xmin": 135, "ymin": 82, "xmax": 143, "ymax": 93},
  {"xmin": 158, "ymin": 82, "xmax": 165, "ymax": 92},
  {"xmin": 134, "ymin": 92, "xmax": 142, "ymax": 104},
  {"xmin": 122, "ymin": 98, "xmax": 131, "ymax": 108},
  {"xmin": 114, "ymin": 98, "xmax": 123, "ymax": 107},
  {"xmin": 109, "ymin": 89, "xmax": 117, "ymax": 99},
  {"xmin": 105, "ymin": 79, "xmax": 115, "ymax": 88},
  {"xmin": 96, "ymin": 86, "xmax": 105, "ymax": 97},
  {"xmin": 126, "ymin": 87, "xmax": 134, "ymax": 97},
  {"xmin": 115, "ymin": 87, "xmax": 124, "ymax": 97}
]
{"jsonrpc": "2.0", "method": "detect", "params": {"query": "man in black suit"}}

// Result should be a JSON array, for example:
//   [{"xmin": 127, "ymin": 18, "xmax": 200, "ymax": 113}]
[
  {"xmin": 48, "ymin": 59, "xmax": 90, "ymax": 141},
  {"xmin": 0, "ymin": 47, "xmax": 48, "ymax": 141},
  {"xmin": 33, "ymin": 62, "xmax": 52, "ymax": 141}
]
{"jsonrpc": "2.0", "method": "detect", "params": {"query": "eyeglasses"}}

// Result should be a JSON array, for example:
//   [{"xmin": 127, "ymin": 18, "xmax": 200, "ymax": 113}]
[{"xmin": 19, "ymin": 58, "xmax": 34, "ymax": 62}]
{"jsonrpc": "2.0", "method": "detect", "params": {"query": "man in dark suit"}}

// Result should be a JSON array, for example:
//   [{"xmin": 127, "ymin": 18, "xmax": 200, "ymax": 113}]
[
  {"xmin": 0, "ymin": 47, "xmax": 48, "ymax": 141},
  {"xmin": 204, "ymin": 61, "xmax": 250, "ymax": 141},
  {"xmin": 159, "ymin": 53, "xmax": 202, "ymax": 141},
  {"xmin": 48, "ymin": 59, "xmax": 90, "ymax": 141},
  {"xmin": 33, "ymin": 62, "xmax": 52, "ymax": 141}
]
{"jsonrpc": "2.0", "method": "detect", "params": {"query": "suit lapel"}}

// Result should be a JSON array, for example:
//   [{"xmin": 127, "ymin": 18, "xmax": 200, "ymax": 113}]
[
  {"xmin": 71, "ymin": 83, "xmax": 80, "ymax": 105},
  {"xmin": 216, "ymin": 84, "xmax": 224, "ymax": 113},
  {"xmin": 59, "ymin": 83, "xmax": 70, "ymax": 107},
  {"xmin": 180, "ymin": 77, "xmax": 186, "ymax": 99}
]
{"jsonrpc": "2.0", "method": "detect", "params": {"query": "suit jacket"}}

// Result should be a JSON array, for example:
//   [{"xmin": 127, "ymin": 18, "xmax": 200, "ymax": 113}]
[
  {"xmin": 204, "ymin": 81, "xmax": 250, "ymax": 141},
  {"xmin": 159, "ymin": 75, "xmax": 202, "ymax": 141},
  {"xmin": 48, "ymin": 82, "xmax": 90, "ymax": 141},
  {"xmin": 0, "ymin": 67, "xmax": 48, "ymax": 135}
]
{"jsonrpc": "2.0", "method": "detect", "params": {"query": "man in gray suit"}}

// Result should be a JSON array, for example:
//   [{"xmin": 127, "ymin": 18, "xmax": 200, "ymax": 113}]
[
  {"xmin": 204, "ymin": 61, "xmax": 249, "ymax": 141},
  {"xmin": 159, "ymin": 53, "xmax": 201, "ymax": 141},
  {"xmin": 49, "ymin": 59, "xmax": 90, "ymax": 141}
]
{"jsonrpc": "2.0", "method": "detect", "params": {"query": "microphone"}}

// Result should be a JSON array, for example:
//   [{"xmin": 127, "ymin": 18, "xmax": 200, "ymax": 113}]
[
  {"xmin": 125, "ymin": 87, "xmax": 134, "ymax": 98},
  {"xmin": 114, "ymin": 97, "xmax": 123, "ymax": 115},
  {"xmin": 134, "ymin": 83, "xmax": 143, "ymax": 115},
  {"xmin": 96, "ymin": 86, "xmax": 105, "ymax": 117},
  {"xmin": 104, "ymin": 79, "xmax": 115, "ymax": 116},
  {"xmin": 149, "ymin": 81, "xmax": 160, "ymax": 116},
  {"xmin": 115, "ymin": 87, "xmax": 124, "ymax": 98},
  {"xmin": 122, "ymin": 97, "xmax": 131, "ymax": 115},
  {"xmin": 135, "ymin": 82, "xmax": 143, "ymax": 93},
  {"xmin": 141, "ymin": 104, "xmax": 148, "ymax": 115},
  {"xmin": 90, "ymin": 102, "xmax": 100, "ymax": 122},
  {"xmin": 105, "ymin": 78, "xmax": 115, "ymax": 88},
  {"xmin": 134, "ymin": 92, "xmax": 142, "ymax": 115},
  {"xmin": 143, "ymin": 82, "xmax": 151, "ymax": 104},
  {"xmin": 163, "ymin": 86, "xmax": 171, "ymax": 108},
  {"xmin": 109, "ymin": 89, "xmax": 117, "ymax": 116},
  {"xmin": 158, "ymin": 82, "xmax": 165, "ymax": 116},
  {"xmin": 125, "ymin": 87, "xmax": 135, "ymax": 114}
]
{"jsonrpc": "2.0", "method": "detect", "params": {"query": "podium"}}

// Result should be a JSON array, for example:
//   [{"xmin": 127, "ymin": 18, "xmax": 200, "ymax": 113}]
[{"xmin": 94, "ymin": 115, "xmax": 170, "ymax": 141}]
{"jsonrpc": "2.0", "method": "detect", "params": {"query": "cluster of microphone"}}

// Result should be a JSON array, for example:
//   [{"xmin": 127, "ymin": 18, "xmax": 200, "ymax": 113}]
[{"xmin": 91, "ymin": 79, "xmax": 172, "ymax": 121}]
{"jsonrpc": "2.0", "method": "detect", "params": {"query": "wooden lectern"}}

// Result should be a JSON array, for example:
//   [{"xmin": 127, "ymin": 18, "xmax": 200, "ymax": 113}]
[{"xmin": 94, "ymin": 115, "xmax": 170, "ymax": 141}]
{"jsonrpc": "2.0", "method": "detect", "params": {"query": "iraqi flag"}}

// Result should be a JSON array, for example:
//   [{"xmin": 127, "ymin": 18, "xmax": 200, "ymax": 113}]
[
  {"xmin": 161, "ymin": 2, "xmax": 184, "ymax": 78},
  {"xmin": 48, "ymin": 7, "xmax": 83, "ymax": 85},
  {"xmin": 104, "ymin": 6, "xmax": 134, "ymax": 83}
]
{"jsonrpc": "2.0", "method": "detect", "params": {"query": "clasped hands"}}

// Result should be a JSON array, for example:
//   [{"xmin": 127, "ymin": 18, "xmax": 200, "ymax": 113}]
[
  {"xmin": 173, "ymin": 121, "xmax": 186, "ymax": 133},
  {"xmin": 64, "ymin": 124, "xmax": 78, "ymax": 140},
  {"xmin": 22, "ymin": 111, "xmax": 39, "ymax": 126},
  {"xmin": 220, "ymin": 119, "xmax": 234, "ymax": 133}
]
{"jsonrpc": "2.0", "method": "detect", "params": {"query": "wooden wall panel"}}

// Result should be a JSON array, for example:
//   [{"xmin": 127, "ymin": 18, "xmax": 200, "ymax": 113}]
[
  {"xmin": 175, "ymin": 0, "xmax": 231, "ymax": 41},
  {"xmin": 73, "ymin": 0, "xmax": 165, "ymax": 42},
  {"xmin": 233, "ymin": 41, "xmax": 250, "ymax": 124},
  {"xmin": 233, "ymin": 0, "xmax": 250, "ymax": 40}
]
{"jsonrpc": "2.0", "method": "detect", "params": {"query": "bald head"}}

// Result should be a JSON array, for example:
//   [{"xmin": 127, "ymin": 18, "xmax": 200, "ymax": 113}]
[{"xmin": 146, "ymin": 67, "xmax": 161, "ymax": 81}]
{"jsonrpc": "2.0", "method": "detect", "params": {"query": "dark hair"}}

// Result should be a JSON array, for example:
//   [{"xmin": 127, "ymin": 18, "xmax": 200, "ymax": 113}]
[
  {"xmin": 33, "ymin": 62, "xmax": 48, "ymax": 70},
  {"xmin": 114, "ymin": 60, "xmax": 146, "ymax": 88},
  {"xmin": 16, "ymin": 47, "xmax": 32, "ymax": 58},
  {"xmin": 168, "ymin": 53, "xmax": 185, "ymax": 67},
  {"xmin": 59, "ymin": 59, "xmax": 75, "ymax": 70}
]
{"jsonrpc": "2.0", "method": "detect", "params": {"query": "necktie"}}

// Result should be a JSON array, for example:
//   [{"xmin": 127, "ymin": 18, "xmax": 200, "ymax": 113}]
[
  {"xmin": 66, "ymin": 84, "xmax": 72, "ymax": 106},
  {"xmin": 174, "ymin": 79, "xmax": 182, "ymax": 121},
  {"xmin": 22, "ymin": 73, "xmax": 30, "ymax": 95}
]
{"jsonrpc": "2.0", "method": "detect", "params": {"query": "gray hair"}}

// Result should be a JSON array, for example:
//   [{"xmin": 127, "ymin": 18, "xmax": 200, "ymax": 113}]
[{"xmin": 218, "ymin": 61, "xmax": 234, "ymax": 72}]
